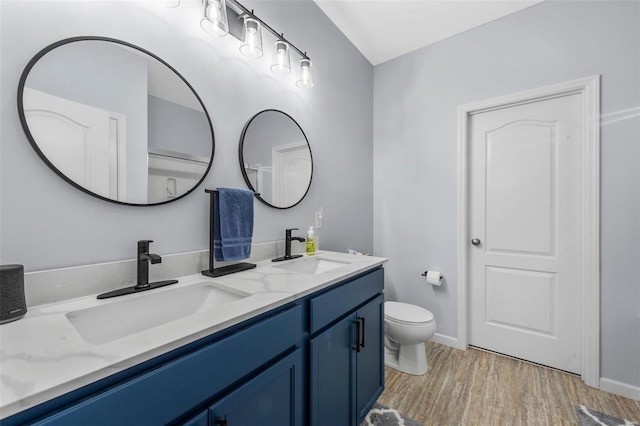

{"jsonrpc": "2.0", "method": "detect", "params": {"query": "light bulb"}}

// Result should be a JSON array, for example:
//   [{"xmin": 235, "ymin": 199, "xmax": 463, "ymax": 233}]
[
  {"xmin": 270, "ymin": 41, "xmax": 291, "ymax": 75},
  {"xmin": 206, "ymin": 3, "xmax": 220, "ymax": 19},
  {"xmin": 240, "ymin": 17, "xmax": 263, "ymax": 59},
  {"xmin": 296, "ymin": 58, "xmax": 314, "ymax": 88},
  {"xmin": 200, "ymin": 0, "xmax": 229, "ymax": 37}
]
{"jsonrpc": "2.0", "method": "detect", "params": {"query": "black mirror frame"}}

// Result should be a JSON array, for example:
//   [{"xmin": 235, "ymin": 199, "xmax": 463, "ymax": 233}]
[
  {"xmin": 238, "ymin": 109, "xmax": 313, "ymax": 209},
  {"xmin": 17, "ymin": 36, "xmax": 215, "ymax": 207}
]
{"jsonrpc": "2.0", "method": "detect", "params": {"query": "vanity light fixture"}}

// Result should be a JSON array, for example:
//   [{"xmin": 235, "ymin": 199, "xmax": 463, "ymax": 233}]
[
  {"xmin": 200, "ymin": 0, "xmax": 229, "ymax": 37},
  {"xmin": 195, "ymin": 0, "xmax": 313, "ymax": 88},
  {"xmin": 296, "ymin": 58, "xmax": 314, "ymax": 89},
  {"xmin": 270, "ymin": 40, "xmax": 291, "ymax": 75},
  {"xmin": 239, "ymin": 17, "xmax": 263, "ymax": 58}
]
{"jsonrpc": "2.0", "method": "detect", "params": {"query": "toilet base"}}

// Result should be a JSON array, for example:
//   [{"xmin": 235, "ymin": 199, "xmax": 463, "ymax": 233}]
[{"xmin": 384, "ymin": 342, "xmax": 428, "ymax": 376}]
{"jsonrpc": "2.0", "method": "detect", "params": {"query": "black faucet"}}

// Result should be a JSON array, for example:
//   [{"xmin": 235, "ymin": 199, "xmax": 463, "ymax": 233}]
[
  {"xmin": 136, "ymin": 240, "xmax": 162, "ymax": 288},
  {"xmin": 272, "ymin": 228, "xmax": 306, "ymax": 262},
  {"xmin": 96, "ymin": 240, "xmax": 178, "ymax": 299}
]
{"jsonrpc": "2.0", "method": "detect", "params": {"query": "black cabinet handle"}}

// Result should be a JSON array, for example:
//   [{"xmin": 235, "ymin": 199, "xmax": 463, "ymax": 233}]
[
  {"xmin": 215, "ymin": 417, "xmax": 228, "ymax": 426},
  {"xmin": 354, "ymin": 319, "xmax": 361, "ymax": 352},
  {"xmin": 354, "ymin": 317, "xmax": 365, "ymax": 352}
]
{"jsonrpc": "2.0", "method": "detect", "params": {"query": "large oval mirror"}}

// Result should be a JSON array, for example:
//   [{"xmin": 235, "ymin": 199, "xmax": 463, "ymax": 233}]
[
  {"xmin": 239, "ymin": 110, "xmax": 313, "ymax": 209},
  {"xmin": 18, "ymin": 37, "xmax": 214, "ymax": 206}
]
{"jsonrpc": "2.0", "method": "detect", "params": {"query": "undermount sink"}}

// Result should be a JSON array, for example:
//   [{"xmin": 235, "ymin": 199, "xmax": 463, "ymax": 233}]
[
  {"xmin": 66, "ymin": 282, "xmax": 249, "ymax": 345},
  {"xmin": 273, "ymin": 256, "xmax": 349, "ymax": 275}
]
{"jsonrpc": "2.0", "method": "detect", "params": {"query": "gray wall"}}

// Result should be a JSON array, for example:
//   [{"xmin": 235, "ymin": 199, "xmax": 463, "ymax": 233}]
[
  {"xmin": 373, "ymin": 1, "xmax": 640, "ymax": 387},
  {"xmin": 0, "ymin": 0, "xmax": 373, "ymax": 269}
]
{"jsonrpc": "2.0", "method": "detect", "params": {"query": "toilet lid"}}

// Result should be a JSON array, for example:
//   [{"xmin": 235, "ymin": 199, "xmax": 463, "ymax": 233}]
[{"xmin": 385, "ymin": 301, "xmax": 434, "ymax": 324}]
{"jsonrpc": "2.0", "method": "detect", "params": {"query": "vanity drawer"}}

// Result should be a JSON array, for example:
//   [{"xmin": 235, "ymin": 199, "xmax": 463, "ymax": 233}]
[
  {"xmin": 308, "ymin": 267, "xmax": 383, "ymax": 334},
  {"xmin": 33, "ymin": 304, "xmax": 303, "ymax": 426}
]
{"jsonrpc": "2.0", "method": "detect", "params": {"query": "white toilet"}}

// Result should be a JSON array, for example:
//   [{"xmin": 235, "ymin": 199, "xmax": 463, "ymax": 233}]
[{"xmin": 384, "ymin": 301, "xmax": 437, "ymax": 375}]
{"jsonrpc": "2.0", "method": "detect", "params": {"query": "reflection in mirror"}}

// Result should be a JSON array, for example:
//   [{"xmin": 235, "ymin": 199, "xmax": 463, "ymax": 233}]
[
  {"xmin": 239, "ymin": 110, "xmax": 312, "ymax": 209},
  {"xmin": 18, "ymin": 37, "xmax": 214, "ymax": 206}
]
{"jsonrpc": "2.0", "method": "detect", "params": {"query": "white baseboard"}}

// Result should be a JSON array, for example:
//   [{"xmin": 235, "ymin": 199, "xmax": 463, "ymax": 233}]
[
  {"xmin": 599, "ymin": 378, "xmax": 640, "ymax": 401},
  {"xmin": 431, "ymin": 333, "xmax": 466, "ymax": 350}
]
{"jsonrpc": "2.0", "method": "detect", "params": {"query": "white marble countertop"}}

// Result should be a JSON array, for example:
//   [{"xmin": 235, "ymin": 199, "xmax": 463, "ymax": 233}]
[{"xmin": 0, "ymin": 251, "xmax": 387, "ymax": 419}]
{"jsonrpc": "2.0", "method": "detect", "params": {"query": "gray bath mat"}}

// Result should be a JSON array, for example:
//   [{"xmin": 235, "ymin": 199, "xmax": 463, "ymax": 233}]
[
  {"xmin": 360, "ymin": 402, "xmax": 423, "ymax": 426},
  {"xmin": 576, "ymin": 405, "xmax": 639, "ymax": 426}
]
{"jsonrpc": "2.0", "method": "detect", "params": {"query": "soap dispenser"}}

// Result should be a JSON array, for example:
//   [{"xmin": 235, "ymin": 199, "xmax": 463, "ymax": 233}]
[{"xmin": 306, "ymin": 226, "xmax": 317, "ymax": 255}]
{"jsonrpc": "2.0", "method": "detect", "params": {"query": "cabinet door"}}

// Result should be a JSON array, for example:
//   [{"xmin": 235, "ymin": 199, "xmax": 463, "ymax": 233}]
[
  {"xmin": 181, "ymin": 410, "xmax": 208, "ymax": 426},
  {"xmin": 209, "ymin": 349, "xmax": 303, "ymax": 426},
  {"xmin": 309, "ymin": 314, "xmax": 356, "ymax": 426},
  {"xmin": 355, "ymin": 294, "xmax": 385, "ymax": 423}
]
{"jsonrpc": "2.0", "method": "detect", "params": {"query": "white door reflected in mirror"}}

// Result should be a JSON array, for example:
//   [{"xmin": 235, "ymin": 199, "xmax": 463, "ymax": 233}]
[
  {"xmin": 273, "ymin": 141, "xmax": 312, "ymax": 207},
  {"xmin": 24, "ymin": 88, "xmax": 127, "ymax": 200}
]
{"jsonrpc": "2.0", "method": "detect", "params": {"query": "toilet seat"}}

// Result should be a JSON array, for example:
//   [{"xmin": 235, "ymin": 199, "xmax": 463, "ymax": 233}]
[{"xmin": 385, "ymin": 301, "xmax": 434, "ymax": 325}]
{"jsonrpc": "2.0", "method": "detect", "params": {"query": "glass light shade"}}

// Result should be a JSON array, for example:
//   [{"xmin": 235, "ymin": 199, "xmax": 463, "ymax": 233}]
[
  {"xmin": 154, "ymin": 0, "xmax": 180, "ymax": 7},
  {"xmin": 270, "ymin": 41, "xmax": 291, "ymax": 75},
  {"xmin": 200, "ymin": 0, "xmax": 229, "ymax": 37},
  {"xmin": 296, "ymin": 58, "xmax": 314, "ymax": 88},
  {"xmin": 239, "ymin": 17, "xmax": 263, "ymax": 59}
]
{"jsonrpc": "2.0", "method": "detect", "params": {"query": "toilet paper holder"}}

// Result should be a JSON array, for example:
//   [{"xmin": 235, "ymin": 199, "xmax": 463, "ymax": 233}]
[{"xmin": 421, "ymin": 270, "xmax": 444, "ymax": 286}]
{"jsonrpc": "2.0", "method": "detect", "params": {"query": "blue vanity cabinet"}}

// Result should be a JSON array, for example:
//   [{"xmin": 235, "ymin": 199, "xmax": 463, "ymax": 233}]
[
  {"xmin": 21, "ymin": 305, "xmax": 303, "ymax": 426},
  {"xmin": 208, "ymin": 349, "xmax": 303, "ymax": 426},
  {"xmin": 308, "ymin": 268, "xmax": 385, "ymax": 426}
]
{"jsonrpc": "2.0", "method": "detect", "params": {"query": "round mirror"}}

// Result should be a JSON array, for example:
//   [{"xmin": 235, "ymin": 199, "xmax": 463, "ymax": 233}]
[
  {"xmin": 18, "ymin": 37, "xmax": 214, "ymax": 206},
  {"xmin": 239, "ymin": 110, "xmax": 313, "ymax": 209}
]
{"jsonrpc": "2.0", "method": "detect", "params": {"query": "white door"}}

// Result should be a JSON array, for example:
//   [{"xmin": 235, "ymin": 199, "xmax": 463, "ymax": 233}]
[
  {"xmin": 468, "ymin": 93, "xmax": 582, "ymax": 373},
  {"xmin": 273, "ymin": 142, "xmax": 312, "ymax": 206},
  {"xmin": 23, "ymin": 88, "xmax": 121, "ymax": 199}
]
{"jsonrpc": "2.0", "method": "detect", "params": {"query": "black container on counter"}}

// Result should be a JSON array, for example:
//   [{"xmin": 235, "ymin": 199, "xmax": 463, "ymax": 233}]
[{"xmin": 1, "ymin": 264, "xmax": 27, "ymax": 324}]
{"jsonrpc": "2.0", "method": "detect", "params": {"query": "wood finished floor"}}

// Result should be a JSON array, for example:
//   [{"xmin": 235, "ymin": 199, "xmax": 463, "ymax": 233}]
[{"xmin": 378, "ymin": 342, "xmax": 640, "ymax": 425}]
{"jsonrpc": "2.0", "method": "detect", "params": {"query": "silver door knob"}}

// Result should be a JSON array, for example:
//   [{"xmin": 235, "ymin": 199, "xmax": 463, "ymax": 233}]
[{"xmin": 471, "ymin": 238, "xmax": 481, "ymax": 246}]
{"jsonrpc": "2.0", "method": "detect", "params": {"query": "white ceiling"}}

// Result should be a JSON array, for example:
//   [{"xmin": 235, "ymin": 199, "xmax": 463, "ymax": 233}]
[{"xmin": 313, "ymin": 0, "xmax": 544, "ymax": 65}]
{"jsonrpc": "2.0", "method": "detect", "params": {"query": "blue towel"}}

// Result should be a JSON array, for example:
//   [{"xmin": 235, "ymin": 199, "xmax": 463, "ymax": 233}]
[{"xmin": 213, "ymin": 188, "xmax": 254, "ymax": 262}]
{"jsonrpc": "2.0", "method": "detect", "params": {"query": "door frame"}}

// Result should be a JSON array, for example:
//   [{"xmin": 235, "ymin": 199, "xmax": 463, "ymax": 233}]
[
  {"xmin": 108, "ymin": 112, "xmax": 127, "ymax": 201},
  {"xmin": 456, "ymin": 75, "xmax": 600, "ymax": 388}
]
